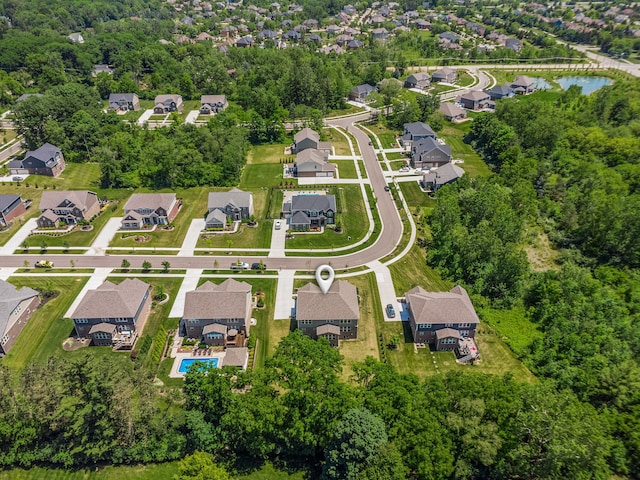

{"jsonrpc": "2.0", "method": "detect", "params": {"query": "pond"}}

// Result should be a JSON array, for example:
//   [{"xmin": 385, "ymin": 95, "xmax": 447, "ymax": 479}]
[
  {"xmin": 530, "ymin": 77, "xmax": 553, "ymax": 90},
  {"xmin": 555, "ymin": 76, "xmax": 613, "ymax": 95}
]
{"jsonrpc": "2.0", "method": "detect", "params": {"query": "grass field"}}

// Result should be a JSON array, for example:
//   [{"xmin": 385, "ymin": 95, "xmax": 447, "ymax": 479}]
[
  {"xmin": 366, "ymin": 123, "xmax": 398, "ymax": 149},
  {"xmin": 398, "ymin": 181, "xmax": 436, "ymax": 211},
  {"xmin": 388, "ymin": 245, "xmax": 452, "ymax": 295},
  {"xmin": 338, "ymin": 273, "xmax": 381, "ymax": 379},
  {"xmin": 333, "ymin": 159, "xmax": 358, "ymax": 179},
  {"xmin": 241, "ymin": 164, "xmax": 284, "ymax": 188},
  {"xmin": 285, "ymin": 185, "xmax": 369, "ymax": 249},
  {"xmin": 385, "ymin": 152, "xmax": 406, "ymax": 160},
  {"xmin": 1, "ymin": 276, "xmax": 89, "ymax": 371},
  {"xmin": 323, "ymin": 127, "xmax": 353, "ymax": 156},
  {"xmin": 109, "ymin": 188, "xmax": 209, "ymax": 249},
  {"xmin": 439, "ymin": 124, "xmax": 492, "ymax": 178},
  {"xmin": 479, "ymin": 305, "xmax": 542, "ymax": 357},
  {"xmin": 325, "ymin": 104, "xmax": 365, "ymax": 117},
  {"xmin": 248, "ymin": 144, "xmax": 294, "ymax": 164}
]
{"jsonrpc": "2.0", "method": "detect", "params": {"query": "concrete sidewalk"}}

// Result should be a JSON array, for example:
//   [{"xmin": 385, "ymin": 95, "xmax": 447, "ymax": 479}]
[
  {"xmin": 65, "ymin": 268, "xmax": 112, "ymax": 318},
  {"xmin": 0, "ymin": 267, "xmax": 16, "ymax": 280},
  {"xmin": 137, "ymin": 109, "xmax": 153, "ymax": 126},
  {"xmin": 169, "ymin": 269, "xmax": 203, "ymax": 318},
  {"xmin": 274, "ymin": 270, "xmax": 295, "ymax": 319},
  {"xmin": 367, "ymin": 260, "xmax": 404, "ymax": 322},
  {"xmin": 178, "ymin": 219, "xmax": 205, "ymax": 256},
  {"xmin": 0, "ymin": 218, "xmax": 37, "ymax": 255},
  {"xmin": 86, "ymin": 217, "xmax": 122, "ymax": 255}
]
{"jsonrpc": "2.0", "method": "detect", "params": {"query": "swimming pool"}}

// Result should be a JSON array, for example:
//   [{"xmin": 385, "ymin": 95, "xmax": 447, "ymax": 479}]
[{"xmin": 178, "ymin": 357, "xmax": 219, "ymax": 373}]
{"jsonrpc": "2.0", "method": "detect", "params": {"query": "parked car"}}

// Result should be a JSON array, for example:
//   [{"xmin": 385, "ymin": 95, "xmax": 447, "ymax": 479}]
[
  {"xmin": 368, "ymin": 141, "xmax": 373, "ymax": 146},
  {"xmin": 251, "ymin": 262, "xmax": 267, "ymax": 270},
  {"xmin": 35, "ymin": 260, "xmax": 54, "ymax": 268},
  {"xmin": 12, "ymin": 176, "xmax": 23, "ymax": 182},
  {"xmin": 231, "ymin": 262, "xmax": 249, "ymax": 270},
  {"xmin": 384, "ymin": 185, "xmax": 390, "ymax": 192},
  {"xmin": 386, "ymin": 303, "xmax": 396, "ymax": 318},
  {"xmin": 275, "ymin": 220, "xmax": 282, "ymax": 230}
]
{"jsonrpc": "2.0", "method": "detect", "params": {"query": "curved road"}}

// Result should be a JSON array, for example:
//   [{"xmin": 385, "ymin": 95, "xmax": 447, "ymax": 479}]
[{"xmin": 0, "ymin": 114, "xmax": 403, "ymax": 271}]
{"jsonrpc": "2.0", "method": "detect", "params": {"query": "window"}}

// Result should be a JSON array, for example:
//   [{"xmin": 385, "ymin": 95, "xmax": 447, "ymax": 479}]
[
  {"xmin": 340, "ymin": 326, "xmax": 351, "ymax": 333},
  {"xmin": 440, "ymin": 337, "xmax": 458, "ymax": 345},
  {"xmin": 460, "ymin": 330, "xmax": 469, "ymax": 337},
  {"xmin": 459, "ymin": 323, "xmax": 470, "ymax": 328},
  {"xmin": 75, "ymin": 319, "xmax": 88, "ymax": 324},
  {"xmin": 445, "ymin": 323, "xmax": 453, "ymax": 327},
  {"xmin": 1, "ymin": 335, "xmax": 9, "ymax": 345},
  {"xmin": 188, "ymin": 319, "xmax": 200, "ymax": 324},
  {"xmin": 206, "ymin": 333, "xmax": 222, "ymax": 339},
  {"xmin": 93, "ymin": 332, "xmax": 111, "ymax": 340},
  {"xmin": 300, "ymin": 320, "xmax": 313, "ymax": 325},
  {"xmin": 116, "ymin": 318, "xmax": 128, "ymax": 323},
  {"xmin": 340, "ymin": 319, "xmax": 351, "ymax": 324},
  {"xmin": 12, "ymin": 305, "xmax": 21, "ymax": 316},
  {"xmin": 418, "ymin": 323, "xmax": 431, "ymax": 330}
]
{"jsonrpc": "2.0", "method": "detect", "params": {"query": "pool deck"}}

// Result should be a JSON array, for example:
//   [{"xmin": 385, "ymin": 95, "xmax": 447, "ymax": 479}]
[{"xmin": 168, "ymin": 350, "xmax": 225, "ymax": 378}]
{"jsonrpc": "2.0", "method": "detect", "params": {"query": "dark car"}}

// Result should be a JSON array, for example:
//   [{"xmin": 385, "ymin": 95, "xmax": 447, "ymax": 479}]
[
  {"xmin": 384, "ymin": 185, "xmax": 390, "ymax": 192},
  {"xmin": 251, "ymin": 262, "xmax": 267, "ymax": 270},
  {"xmin": 386, "ymin": 303, "xmax": 396, "ymax": 318}
]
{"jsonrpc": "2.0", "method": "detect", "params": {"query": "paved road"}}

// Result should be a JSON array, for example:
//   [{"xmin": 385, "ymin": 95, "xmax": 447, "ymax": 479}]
[
  {"xmin": 0, "ymin": 140, "xmax": 23, "ymax": 165},
  {"xmin": 0, "ymin": 114, "xmax": 404, "ymax": 272}
]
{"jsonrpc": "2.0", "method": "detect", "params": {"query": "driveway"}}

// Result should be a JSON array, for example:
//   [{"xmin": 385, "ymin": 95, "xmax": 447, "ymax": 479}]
[
  {"xmin": 184, "ymin": 110, "xmax": 200, "ymax": 124},
  {"xmin": 274, "ymin": 270, "xmax": 295, "ymax": 319},
  {"xmin": 169, "ymin": 269, "xmax": 203, "ymax": 318},
  {"xmin": 368, "ymin": 260, "xmax": 403, "ymax": 322},
  {"xmin": 137, "ymin": 109, "xmax": 154, "ymax": 126},
  {"xmin": 85, "ymin": 217, "xmax": 122, "ymax": 255},
  {"xmin": 178, "ymin": 219, "xmax": 205, "ymax": 257},
  {"xmin": 269, "ymin": 219, "xmax": 288, "ymax": 258},
  {"xmin": 0, "ymin": 218, "xmax": 36, "ymax": 255}
]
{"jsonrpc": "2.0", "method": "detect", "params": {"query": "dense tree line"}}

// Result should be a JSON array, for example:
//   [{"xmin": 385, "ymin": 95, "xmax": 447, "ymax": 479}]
[
  {"xmin": 180, "ymin": 332, "xmax": 616, "ymax": 479},
  {"xmin": 427, "ymin": 79, "xmax": 640, "ymax": 477}
]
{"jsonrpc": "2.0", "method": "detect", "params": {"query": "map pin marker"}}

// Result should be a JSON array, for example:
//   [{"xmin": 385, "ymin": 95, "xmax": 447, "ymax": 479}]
[{"xmin": 315, "ymin": 264, "xmax": 335, "ymax": 294}]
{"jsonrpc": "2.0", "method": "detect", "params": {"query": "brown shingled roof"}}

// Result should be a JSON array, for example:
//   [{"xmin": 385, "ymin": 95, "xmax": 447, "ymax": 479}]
[
  {"xmin": 405, "ymin": 285, "xmax": 479, "ymax": 326},
  {"xmin": 183, "ymin": 278, "xmax": 251, "ymax": 320},
  {"xmin": 71, "ymin": 279, "xmax": 150, "ymax": 319},
  {"xmin": 296, "ymin": 281, "xmax": 359, "ymax": 321}
]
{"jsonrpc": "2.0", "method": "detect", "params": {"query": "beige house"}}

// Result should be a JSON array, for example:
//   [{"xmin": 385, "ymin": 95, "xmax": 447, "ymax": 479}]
[
  {"xmin": 296, "ymin": 280, "xmax": 359, "ymax": 347},
  {"xmin": 36, "ymin": 190, "xmax": 100, "ymax": 228},
  {"xmin": 295, "ymin": 149, "xmax": 335, "ymax": 178},
  {"xmin": 153, "ymin": 94, "xmax": 183, "ymax": 113},
  {"xmin": 0, "ymin": 280, "xmax": 40, "ymax": 355},
  {"xmin": 70, "ymin": 279, "xmax": 152, "ymax": 349},
  {"xmin": 200, "ymin": 95, "xmax": 228, "ymax": 114},
  {"xmin": 181, "ymin": 279, "xmax": 252, "ymax": 346},
  {"xmin": 292, "ymin": 128, "xmax": 332, "ymax": 155},
  {"xmin": 405, "ymin": 285, "xmax": 480, "ymax": 351},
  {"xmin": 121, "ymin": 193, "xmax": 180, "ymax": 229}
]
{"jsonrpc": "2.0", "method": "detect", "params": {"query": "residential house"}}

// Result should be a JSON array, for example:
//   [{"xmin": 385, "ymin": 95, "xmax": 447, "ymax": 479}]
[
  {"xmin": 36, "ymin": 190, "xmax": 100, "ymax": 228},
  {"xmin": 415, "ymin": 19, "xmax": 431, "ymax": 29},
  {"xmin": 438, "ymin": 31, "xmax": 461, "ymax": 44},
  {"xmin": 0, "ymin": 194, "xmax": 26, "ymax": 227},
  {"xmin": 431, "ymin": 66, "xmax": 457, "ymax": 83},
  {"xmin": 459, "ymin": 90, "xmax": 493, "ymax": 110},
  {"xmin": 511, "ymin": 75, "xmax": 536, "ymax": 94},
  {"xmin": 107, "ymin": 93, "xmax": 140, "ymax": 112},
  {"xmin": 9, "ymin": 143, "xmax": 66, "ymax": 177},
  {"xmin": 296, "ymin": 280, "xmax": 359, "ymax": 347},
  {"xmin": 411, "ymin": 137, "xmax": 452, "ymax": 169},
  {"xmin": 439, "ymin": 102, "xmax": 467, "ymax": 122},
  {"xmin": 292, "ymin": 127, "xmax": 332, "ymax": 155},
  {"xmin": 404, "ymin": 72, "xmax": 431, "ymax": 90},
  {"xmin": 196, "ymin": 32, "xmax": 215, "ymax": 42},
  {"xmin": 349, "ymin": 84, "xmax": 376, "ymax": 101},
  {"xmin": 326, "ymin": 24, "xmax": 342, "ymax": 35},
  {"xmin": 153, "ymin": 94, "xmax": 183, "ymax": 113},
  {"xmin": 401, "ymin": 121, "xmax": 436, "ymax": 149},
  {"xmin": 0, "ymin": 280, "xmax": 39, "ymax": 356},
  {"xmin": 236, "ymin": 35, "xmax": 254, "ymax": 47},
  {"xmin": 181, "ymin": 279, "xmax": 252, "ymax": 346},
  {"xmin": 121, "ymin": 193, "xmax": 180, "ymax": 229},
  {"xmin": 285, "ymin": 194, "xmax": 336, "ymax": 230},
  {"xmin": 200, "ymin": 95, "xmax": 228, "ymax": 114},
  {"xmin": 505, "ymin": 38, "xmax": 522, "ymax": 52},
  {"xmin": 406, "ymin": 285, "xmax": 480, "ymax": 350},
  {"xmin": 284, "ymin": 30, "xmax": 302, "ymax": 41},
  {"xmin": 92, "ymin": 64, "xmax": 114, "ymax": 77},
  {"xmin": 422, "ymin": 163, "xmax": 464, "ymax": 191},
  {"xmin": 485, "ymin": 85, "xmax": 514, "ymax": 100},
  {"xmin": 346, "ymin": 39, "xmax": 363, "ymax": 50},
  {"xmin": 372, "ymin": 27, "xmax": 388, "ymax": 40},
  {"xmin": 205, "ymin": 188, "xmax": 253, "ymax": 228},
  {"xmin": 71, "ymin": 279, "xmax": 151, "ymax": 348},
  {"xmin": 295, "ymin": 149, "xmax": 335, "ymax": 178},
  {"xmin": 68, "ymin": 33, "xmax": 84, "ymax": 43}
]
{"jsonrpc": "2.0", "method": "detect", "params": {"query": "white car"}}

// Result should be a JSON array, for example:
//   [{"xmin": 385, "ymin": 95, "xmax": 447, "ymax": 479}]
[
  {"xmin": 275, "ymin": 220, "xmax": 282, "ymax": 230},
  {"xmin": 231, "ymin": 262, "xmax": 250, "ymax": 270}
]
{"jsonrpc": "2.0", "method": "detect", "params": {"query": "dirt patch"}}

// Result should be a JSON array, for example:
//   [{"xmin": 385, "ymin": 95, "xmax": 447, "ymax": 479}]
[
  {"xmin": 80, "ymin": 225, "xmax": 93, "ymax": 231},
  {"xmin": 63, "ymin": 337, "xmax": 90, "ymax": 351},
  {"xmin": 134, "ymin": 235, "xmax": 150, "ymax": 242}
]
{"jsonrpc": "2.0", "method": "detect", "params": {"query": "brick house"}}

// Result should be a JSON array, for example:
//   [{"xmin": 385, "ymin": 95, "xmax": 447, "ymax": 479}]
[
  {"xmin": 36, "ymin": 190, "xmax": 100, "ymax": 228},
  {"xmin": 0, "ymin": 194, "xmax": 26, "ymax": 227},
  {"xmin": 200, "ymin": 95, "xmax": 228, "ymax": 114}
]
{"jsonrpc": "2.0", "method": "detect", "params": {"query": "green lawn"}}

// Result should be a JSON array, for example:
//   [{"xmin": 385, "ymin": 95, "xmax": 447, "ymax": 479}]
[
  {"xmin": 241, "ymin": 164, "xmax": 284, "ymax": 188},
  {"xmin": 388, "ymin": 245, "xmax": 452, "ymax": 296},
  {"xmin": 2, "ymin": 276, "xmax": 89, "ymax": 371},
  {"xmin": 385, "ymin": 152, "xmax": 406, "ymax": 160},
  {"xmin": 196, "ymin": 187, "xmax": 273, "ymax": 249},
  {"xmin": 119, "ymin": 100, "xmax": 155, "ymax": 122},
  {"xmin": 479, "ymin": 305, "xmax": 542, "ymax": 357},
  {"xmin": 338, "ymin": 273, "xmax": 381, "ymax": 380},
  {"xmin": 0, "ymin": 463, "xmax": 181, "ymax": 480},
  {"xmin": 398, "ymin": 181, "xmax": 436, "ymax": 211},
  {"xmin": 389, "ymin": 160, "xmax": 407, "ymax": 171},
  {"xmin": 323, "ymin": 127, "xmax": 352, "ymax": 156},
  {"xmin": 366, "ymin": 123, "xmax": 398, "ymax": 149},
  {"xmin": 109, "ymin": 188, "xmax": 209, "ymax": 249},
  {"xmin": 439, "ymin": 125, "xmax": 492, "ymax": 178},
  {"xmin": 325, "ymin": 104, "xmax": 365, "ymax": 117},
  {"xmin": 333, "ymin": 159, "xmax": 358, "ymax": 179},
  {"xmin": 248, "ymin": 144, "xmax": 294, "ymax": 164},
  {"xmin": 430, "ymin": 83, "xmax": 458, "ymax": 95},
  {"xmin": 0, "ymin": 128, "xmax": 17, "ymax": 145},
  {"xmin": 457, "ymin": 70, "xmax": 474, "ymax": 87},
  {"xmin": 285, "ymin": 185, "xmax": 369, "ymax": 249}
]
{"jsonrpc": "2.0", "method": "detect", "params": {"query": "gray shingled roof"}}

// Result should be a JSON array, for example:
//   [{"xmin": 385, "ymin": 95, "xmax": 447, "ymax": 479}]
[
  {"xmin": 222, "ymin": 347, "xmax": 248, "ymax": 368},
  {"xmin": 39, "ymin": 191, "xmax": 98, "ymax": 212},
  {"xmin": 108, "ymin": 93, "xmax": 136, "ymax": 103},
  {"xmin": 512, "ymin": 75, "xmax": 534, "ymax": 88},
  {"xmin": 461, "ymin": 90, "xmax": 490, "ymax": 101},
  {"xmin": 413, "ymin": 137, "xmax": 452, "ymax": 157},
  {"xmin": 351, "ymin": 84, "xmax": 376, "ymax": 95},
  {"xmin": 208, "ymin": 188, "xmax": 252, "ymax": 210},
  {"xmin": 154, "ymin": 94, "xmax": 181, "ymax": 105},
  {"xmin": 291, "ymin": 194, "xmax": 336, "ymax": 212},
  {"xmin": 296, "ymin": 148, "xmax": 326, "ymax": 164},
  {"xmin": 24, "ymin": 143, "xmax": 62, "ymax": 166},
  {"xmin": 0, "ymin": 194, "xmax": 21, "ymax": 213},
  {"xmin": 71, "ymin": 279, "xmax": 150, "ymax": 319},
  {"xmin": 405, "ymin": 285, "xmax": 480, "ymax": 326},
  {"xmin": 183, "ymin": 278, "xmax": 251, "ymax": 320},
  {"xmin": 403, "ymin": 122, "xmax": 435, "ymax": 138},
  {"xmin": 291, "ymin": 211, "xmax": 310, "ymax": 225},
  {"xmin": 124, "ymin": 193, "xmax": 176, "ymax": 212},
  {"xmin": 205, "ymin": 209, "xmax": 227, "ymax": 225},
  {"xmin": 296, "ymin": 281, "xmax": 359, "ymax": 321},
  {"xmin": 422, "ymin": 163, "xmax": 464, "ymax": 185},
  {"xmin": 294, "ymin": 127, "xmax": 320, "ymax": 144},
  {"xmin": 0, "ymin": 280, "xmax": 38, "ymax": 336}
]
